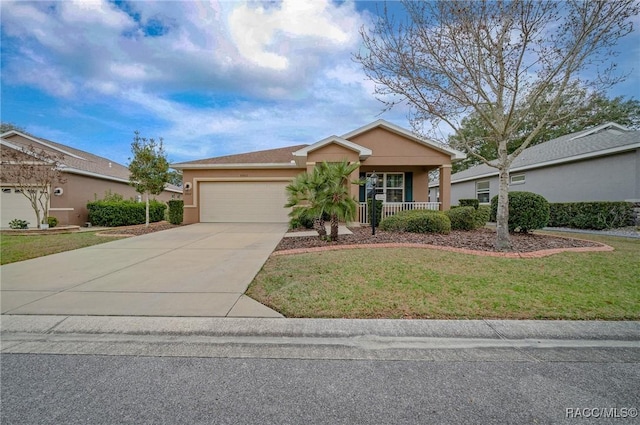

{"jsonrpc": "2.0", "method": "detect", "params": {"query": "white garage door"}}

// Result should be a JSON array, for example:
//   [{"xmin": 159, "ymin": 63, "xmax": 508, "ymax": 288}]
[
  {"xmin": 200, "ymin": 181, "xmax": 291, "ymax": 223},
  {"xmin": 1, "ymin": 187, "xmax": 38, "ymax": 228}
]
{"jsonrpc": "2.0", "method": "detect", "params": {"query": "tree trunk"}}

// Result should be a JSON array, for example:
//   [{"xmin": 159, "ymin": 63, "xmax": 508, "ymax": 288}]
[
  {"xmin": 330, "ymin": 213, "xmax": 339, "ymax": 241},
  {"xmin": 495, "ymin": 168, "xmax": 511, "ymax": 251},
  {"xmin": 314, "ymin": 217, "xmax": 327, "ymax": 238},
  {"xmin": 145, "ymin": 193, "xmax": 150, "ymax": 228}
]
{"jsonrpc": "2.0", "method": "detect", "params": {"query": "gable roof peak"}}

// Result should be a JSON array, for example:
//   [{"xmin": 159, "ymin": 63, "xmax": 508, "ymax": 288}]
[{"xmin": 570, "ymin": 122, "xmax": 630, "ymax": 140}]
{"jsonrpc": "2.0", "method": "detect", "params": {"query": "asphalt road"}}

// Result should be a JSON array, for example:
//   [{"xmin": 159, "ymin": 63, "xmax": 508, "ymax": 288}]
[
  {"xmin": 2, "ymin": 348, "xmax": 639, "ymax": 424},
  {"xmin": 2, "ymin": 318, "xmax": 639, "ymax": 424}
]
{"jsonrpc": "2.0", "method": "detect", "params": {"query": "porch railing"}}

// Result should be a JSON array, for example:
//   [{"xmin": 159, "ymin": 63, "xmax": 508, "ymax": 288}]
[{"xmin": 358, "ymin": 202, "xmax": 441, "ymax": 225}]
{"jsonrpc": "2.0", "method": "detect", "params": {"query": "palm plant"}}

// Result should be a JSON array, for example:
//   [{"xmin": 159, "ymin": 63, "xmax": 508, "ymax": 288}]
[{"xmin": 285, "ymin": 160, "xmax": 361, "ymax": 241}]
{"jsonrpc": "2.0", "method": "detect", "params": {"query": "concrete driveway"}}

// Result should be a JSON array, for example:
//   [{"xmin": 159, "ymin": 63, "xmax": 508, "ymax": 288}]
[{"xmin": 0, "ymin": 223, "xmax": 287, "ymax": 317}]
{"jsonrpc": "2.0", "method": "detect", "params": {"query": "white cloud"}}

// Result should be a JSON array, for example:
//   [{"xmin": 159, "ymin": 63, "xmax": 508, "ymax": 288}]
[{"xmin": 228, "ymin": 0, "xmax": 354, "ymax": 70}]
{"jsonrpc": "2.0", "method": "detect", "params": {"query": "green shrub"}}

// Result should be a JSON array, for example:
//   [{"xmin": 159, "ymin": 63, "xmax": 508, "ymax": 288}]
[
  {"xmin": 167, "ymin": 200, "xmax": 184, "ymax": 225},
  {"xmin": 87, "ymin": 200, "xmax": 167, "ymax": 227},
  {"xmin": 459, "ymin": 199, "xmax": 480, "ymax": 210},
  {"xmin": 367, "ymin": 199, "xmax": 383, "ymax": 226},
  {"xmin": 380, "ymin": 209, "xmax": 450, "ymax": 234},
  {"xmin": 548, "ymin": 202, "xmax": 634, "ymax": 230},
  {"xmin": 475, "ymin": 205, "xmax": 491, "ymax": 228},
  {"xmin": 445, "ymin": 206, "xmax": 478, "ymax": 230},
  {"xmin": 9, "ymin": 219, "xmax": 29, "ymax": 229},
  {"xmin": 490, "ymin": 191, "xmax": 550, "ymax": 233},
  {"xmin": 47, "ymin": 216, "xmax": 58, "ymax": 228}
]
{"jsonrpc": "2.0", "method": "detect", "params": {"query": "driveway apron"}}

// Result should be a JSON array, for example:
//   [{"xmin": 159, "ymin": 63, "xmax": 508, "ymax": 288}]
[{"xmin": 0, "ymin": 223, "xmax": 287, "ymax": 317}]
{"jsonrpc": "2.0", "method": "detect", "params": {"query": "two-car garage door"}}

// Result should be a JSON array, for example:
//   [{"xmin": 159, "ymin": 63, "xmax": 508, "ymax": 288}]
[{"xmin": 199, "ymin": 181, "xmax": 291, "ymax": 223}]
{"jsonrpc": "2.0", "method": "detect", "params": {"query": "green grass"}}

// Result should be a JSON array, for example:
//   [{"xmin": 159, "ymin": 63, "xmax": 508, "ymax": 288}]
[
  {"xmin": 247, "ymin": 233, "xmax": 640, "ymax": 320},
  {"xmin": 1, "ymin": 232, "xmax": 125, "ymax": 265}
]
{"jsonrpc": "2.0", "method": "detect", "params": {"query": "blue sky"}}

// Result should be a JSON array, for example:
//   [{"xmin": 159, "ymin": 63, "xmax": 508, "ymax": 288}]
[{"xmin": 1, "ymin": 0, "xmax": 639, "ymax": 166}]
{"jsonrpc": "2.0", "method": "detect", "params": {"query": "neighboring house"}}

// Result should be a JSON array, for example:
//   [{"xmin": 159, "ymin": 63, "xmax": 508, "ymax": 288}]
[
  {"xmin": 428, "ymin": 123, "xmax": 640, "ymax": 206},
  {"xmin": 1, "ymin": 131, "xmax": 182, "ymax": 228},
  {"xmin": 171, "ymin": 120, "xmax": 465, "ymax": 224}
]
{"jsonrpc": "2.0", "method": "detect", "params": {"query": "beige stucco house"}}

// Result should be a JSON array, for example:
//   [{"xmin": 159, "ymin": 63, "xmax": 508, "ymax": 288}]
[
  {"xmin": 1, "ymin": 130, "xmax": 182, "ymax": 227},
  {"xmin": 171, "ymin": 120, "xmax": 465, "ymax": 225}
]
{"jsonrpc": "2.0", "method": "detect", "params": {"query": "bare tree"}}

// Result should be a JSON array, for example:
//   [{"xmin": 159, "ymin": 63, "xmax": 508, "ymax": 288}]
[
  {"xmin": 1, "ymin": 144, "xmax": 66, "ymax": 228},
  {"xmin": 355, "ymin": 0, "xmax": 638, "ymax": 250}
]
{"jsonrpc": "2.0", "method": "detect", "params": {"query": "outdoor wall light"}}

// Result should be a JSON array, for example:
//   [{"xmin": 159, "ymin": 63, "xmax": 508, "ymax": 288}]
[{"xmin": 53, "ymin": 187, "xmax": 63, "ymax": 196}]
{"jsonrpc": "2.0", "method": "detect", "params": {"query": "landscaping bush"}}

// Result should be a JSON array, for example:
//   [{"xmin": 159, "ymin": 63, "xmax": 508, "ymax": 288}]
[
  {"xmin": 47, "ymin": 216, "xmax": 58, "ymax": 228},
  {"xmin": 87, "ymin": 200, "xmax": 167, "ymax": 227},
  {"xmin": 445, "ymin": 206, "xmax": 478, "ymax": 230},
  {"xmin": 490, "ymin": 191, "xmax": 550, "ymax": 233},
  {"xmin": 548, "ymin": 201, "xmax": 634, "ymax": 230},
  {"xmin": 167, "ymin": 200, "xmax": 184, "ymax": 225},
  {"xmin": 380, "ymin": 209, "xmax": 450, "ymax": 234},
  {"xmin": 459, "ymin": 199, "xmax": 480, "ymax": 210},
  {"xmin": 9, "ymin": 219, "xmax": 29, "ymax": 229},
  {"xmin": 475, "ymin": 205, "xmax": 491, "ymax": 228}
]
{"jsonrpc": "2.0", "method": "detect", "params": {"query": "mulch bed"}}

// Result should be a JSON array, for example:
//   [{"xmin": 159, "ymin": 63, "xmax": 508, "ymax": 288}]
[{"xmin": 275, "ymin": 227, "xmax": 602, "ymax": 253}]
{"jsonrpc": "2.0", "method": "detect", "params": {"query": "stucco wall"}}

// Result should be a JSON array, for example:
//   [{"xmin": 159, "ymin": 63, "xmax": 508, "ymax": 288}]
[
  {"xmin": 446, "ymin": 150, "xmax": 639, "ymax": 206},
  {"xmin": 349, "ymin": 127, "xmax": 451, "ymax": 167},
  {"xmin": 50, "ymin": 173, "xmax": 180, "ymax": 226}
]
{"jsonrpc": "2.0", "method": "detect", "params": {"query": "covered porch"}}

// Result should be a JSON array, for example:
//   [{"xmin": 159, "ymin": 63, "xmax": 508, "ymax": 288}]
[{"xmin": 354, "ymin": 165, "xmax": 451, "ymax": 224}]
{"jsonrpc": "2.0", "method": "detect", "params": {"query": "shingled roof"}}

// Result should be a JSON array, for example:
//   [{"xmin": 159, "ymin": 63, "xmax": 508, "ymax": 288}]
[
  {"xmin": 443, "ymin": 123, "xmax": 640, "ymax": 184},
  {"xmin": 1, "ymin": 131, "xmax": 182, "ymax": 192},
  {"xmin": 171, "ymin": 144, "xmax": 308, "ymax": 168}
]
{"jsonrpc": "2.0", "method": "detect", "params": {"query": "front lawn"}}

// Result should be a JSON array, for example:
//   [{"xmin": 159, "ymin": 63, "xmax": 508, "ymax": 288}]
[
  {"xmin": 247, "ymin": 233, "xmax": 640, "ymax": 320},
  {"xmin": 0, "ymin": 232, "xmax": 125, "ymax": 265}
]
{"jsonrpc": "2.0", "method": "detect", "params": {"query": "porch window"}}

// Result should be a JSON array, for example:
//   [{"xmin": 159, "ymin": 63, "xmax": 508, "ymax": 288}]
[
  {"xmin": 476, "ymin": 180, "xmax": 490, "ymax": 203},
  {"xmin": 366, "ymin": 172, "xmax": 404, "ymax": 202}
]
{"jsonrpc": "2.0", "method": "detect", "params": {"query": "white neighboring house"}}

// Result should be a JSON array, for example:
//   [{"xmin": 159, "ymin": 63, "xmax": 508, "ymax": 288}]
[{"xmin": 429, "ymin": 123, "xmax": 640, "ymax": 206}]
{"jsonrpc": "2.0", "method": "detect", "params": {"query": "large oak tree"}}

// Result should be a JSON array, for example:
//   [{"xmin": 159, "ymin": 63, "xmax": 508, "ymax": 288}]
[{"xmin": 355, "ymin": 0, "xmax": 638, "ymax": 250}]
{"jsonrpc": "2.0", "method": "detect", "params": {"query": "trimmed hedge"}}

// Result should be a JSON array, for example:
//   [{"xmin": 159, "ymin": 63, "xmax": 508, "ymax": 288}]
[
  {"xmin": 445, "ymin": 206, "xmax": 477, "ymax": 230},
  {"xmin": 548, "ymin": 201, "xmax": 634, "ymax": 230},
  {"xmin": 475, "ymin": 205, "xmax": 491, "ymax": 228},
  {"xmin": 490, "ymin": 191, "xmax": 550, "ymax": 233},
  {"xmin": 444, "ymin": 205, "xmax": 491, "ymax": 230},
  {"xmin": 167, "ymin": 200, "xmax": 184, "ymax": 225},
  {"xmin": 87, "ymin": 200, "xmax": 167, "ymax": 227},
  {"xmin": 380, "ymin": 209, "xmax": 451, "ymax": 234},
  {"xmin": 459, "ymin": 199, "xmax": 480, "ymax": 210}
]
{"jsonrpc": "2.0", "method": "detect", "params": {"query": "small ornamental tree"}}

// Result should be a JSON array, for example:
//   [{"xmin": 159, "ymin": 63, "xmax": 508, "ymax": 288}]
[
  {"xmin": 0, "ymin": 143, "xmax": 66, "ymax": 228},
  {"xmin": 128, "ymin": 131, "xmax": 170, "ymax": 227}
]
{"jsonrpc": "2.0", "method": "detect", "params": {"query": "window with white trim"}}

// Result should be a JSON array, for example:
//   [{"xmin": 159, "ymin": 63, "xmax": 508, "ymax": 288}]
[
  {"xmin": 476, "ymin": 180, "xmax": 490, "ymax": 203},
  {"xmin": 510, "ymin": 174, "xmax": 525, "ymax": 185},
  {"xmin": 366, "ymin": 172, "xmax": 404, "ymax": 202}
]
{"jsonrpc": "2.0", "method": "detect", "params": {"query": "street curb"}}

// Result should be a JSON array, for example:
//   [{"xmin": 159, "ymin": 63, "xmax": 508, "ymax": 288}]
[{"xmin": 2, "ymin": 316, "xmax": 639, "ymax": 341}]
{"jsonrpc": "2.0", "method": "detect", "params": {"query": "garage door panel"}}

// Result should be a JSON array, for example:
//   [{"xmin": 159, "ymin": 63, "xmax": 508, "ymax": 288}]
[
  {"xmin": 200, "ymin": 182, "xmax": 290, "ymax": 223},
  {"xmin": 1, "ymin": 188, "xmax": 38, "ymax": 228}
]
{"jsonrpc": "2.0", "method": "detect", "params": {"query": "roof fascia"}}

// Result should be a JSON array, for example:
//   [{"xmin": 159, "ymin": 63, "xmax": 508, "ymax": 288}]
[
  {"xmin": 1, "ymin": 139, "xmax": 56, "ymax": 164},
  {"xmin": 292, "ymin": 135, "xmax": 372, "ymax": 159},
  {"xmin": 570, "ymin": 122, "xmax": 630, "ymax": 140},
  {"xmin": 2, "ymin": 131, "xmax": 85, "ymax": 160},
  {"xmin": 170, "ymin": 162, "xmax": 301, "ymax": 170},
  {"xmin": 449, "ymin": 143, "xmax": 640, "ymax": 184}
]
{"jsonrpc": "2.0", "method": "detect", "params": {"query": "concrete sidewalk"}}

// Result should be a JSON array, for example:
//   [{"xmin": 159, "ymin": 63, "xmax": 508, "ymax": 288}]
[{"xmin": 0, "ymin": 223, "xmax": 287, "ymax": 318}]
